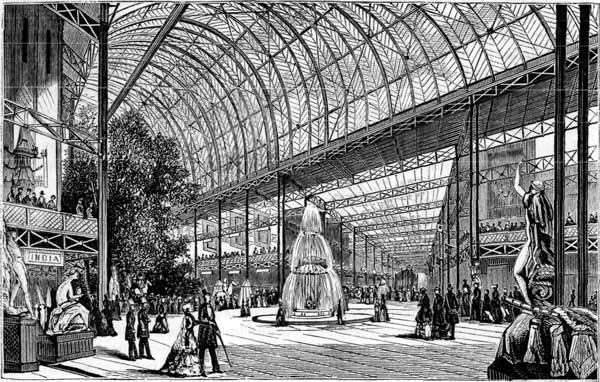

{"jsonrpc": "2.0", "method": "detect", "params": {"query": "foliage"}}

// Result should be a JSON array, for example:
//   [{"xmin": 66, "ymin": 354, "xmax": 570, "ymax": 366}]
[
  {"xmin": 108, "ymin": 110, "xmax": 200, "ymax": 296},
  {"xmin": 61, "ymin": 105, "xmax": 99, "ymax": 214},
  {"xmin": 61, "ymin": 151, "xmax": 98, "ymax": 214}
]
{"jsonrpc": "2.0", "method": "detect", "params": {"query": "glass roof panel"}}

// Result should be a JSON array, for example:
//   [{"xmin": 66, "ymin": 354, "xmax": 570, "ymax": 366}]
[{"xmin": 97, "ymin": 2, "xmax": 585, "ymax": 211}]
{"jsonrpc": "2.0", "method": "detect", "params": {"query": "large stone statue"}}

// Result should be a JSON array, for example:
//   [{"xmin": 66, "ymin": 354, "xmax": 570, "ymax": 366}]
[
  {"xmin": 3, "ymin": 226, "xmax": 34, "ymax": 316},
  {"xmin": 488, "ymin": 162, "xmax": 597, "ymax": 380},
  {"xmin": 512, "ymin": 161, "xmax": 554, "ymax": 306},
  {"xmin": 46, "ymin": 269, "xmax": 90, "ymax": 335}
]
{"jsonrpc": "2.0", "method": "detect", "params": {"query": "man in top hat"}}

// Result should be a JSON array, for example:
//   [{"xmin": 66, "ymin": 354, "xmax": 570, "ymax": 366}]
[
  {"xmin": 198, "ymin": 289, "xmax": 222, "ymax": 376},
  {"xmin": 137, "ymin": 297, "xmax": 153, "ymax": 359},
  {"xmin": 125, "ymin": 299, "xmax": 138, "ymax": 361},
  {"xmin": 36, "ymin": 191, "xmax": 47, "ymax": 208},
  {"xmin": 444, "ymin": 285, "xmax": 460, "ymax": 340}
]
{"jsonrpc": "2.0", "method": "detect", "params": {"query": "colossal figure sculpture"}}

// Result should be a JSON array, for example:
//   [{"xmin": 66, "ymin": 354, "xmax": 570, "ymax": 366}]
[
  {"xmin": 281, "ymin": 203, "xmax": 344, "ymax": 318},
  {"xmin": 512, "ymin": 161, "xmax": 555, "ymax": 306},
  {"xmin": 488, "ymin": 162, "xmax": 597, "ymax": 380}
]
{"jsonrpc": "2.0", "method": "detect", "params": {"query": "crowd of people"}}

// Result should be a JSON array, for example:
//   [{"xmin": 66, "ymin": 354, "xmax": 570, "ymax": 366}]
[
  {"xmin": 200, "ymin": 247, "xmax": 279, "ymax": 260},
  {"xmin": 5, "ymin": 184, "xmax": 97, "ymax": 219},
  {"xmin": 350, "ymin": 285, "xmax": 423, "ymax": 304},
  {"xmin": 414, "ymin": 280, "xmax": 528, "ymax": 340},
  {"xmin": 6, "ymin": 185, "xmax": 57, "ymax": 210},
  {"xmin": 479, "ymin": 211, "xmax": 598, "ymax": 232},
  {"xmin": 479, "ymin": 220, "xmax": 526, "ymax": 233}
]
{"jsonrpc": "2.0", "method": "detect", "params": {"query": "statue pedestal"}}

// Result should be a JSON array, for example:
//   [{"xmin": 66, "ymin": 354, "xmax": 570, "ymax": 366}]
[
  {"xmin": 3, "ymin": 315, "xmax": 40, "ymax": 373},
  {"xmin": 37, "ymin": 330, "xmax": 95, "ymax": 364}
]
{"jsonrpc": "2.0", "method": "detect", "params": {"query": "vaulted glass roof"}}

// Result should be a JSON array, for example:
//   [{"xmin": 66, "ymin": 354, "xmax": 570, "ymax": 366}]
[{"xmin": 102, "ymin": 3, "xmax": 594, "ymax": 193}]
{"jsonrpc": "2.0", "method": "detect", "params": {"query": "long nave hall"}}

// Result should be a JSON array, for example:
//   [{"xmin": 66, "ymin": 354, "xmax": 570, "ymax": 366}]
[{"xmin": 1, "ymin": 2, "xmax": 598, "ymax": 381}]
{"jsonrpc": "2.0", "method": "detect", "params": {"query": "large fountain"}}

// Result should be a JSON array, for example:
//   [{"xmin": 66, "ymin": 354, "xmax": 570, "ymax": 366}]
[
  {"xmin": 281, "ymin": 203, "xmax": 344, "ymax": 318},
  {"xmin": 252, "ymin": 203, "xmax": 372, "ymax": 325}
]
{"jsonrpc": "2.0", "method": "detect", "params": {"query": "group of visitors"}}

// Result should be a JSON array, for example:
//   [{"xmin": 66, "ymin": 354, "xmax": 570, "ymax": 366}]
[
  {"xmin": 480, "ymin": 211, "xmax": 598, "ymax": 232},
  {"xmin": 200, "ymin": 246, "xmax": 278, "ymax": 260},
  {"xmin": 248, "ymin": 287, "xmax": 279, "ymax": 308},
  {"xmin": 6, "ymin": 185, "xmax": 57, "ymax": 210},
  {"xmin": 353, "ymin": 285, "xmax": 420, "ymax": 304},
  {"xmin": 414, "ymin": 280, "xmax": 524, "ymax": 341},
  {"xmin": 414, "ymin": 285, "xmax": 461, "ymax": 340},
  {"xmin": 75, "ymin": 197, "xmax": 96, "ymax": 219},
  {"xmin": 480, "ymin": 220, "xmax": 526, "ymax": 233}
]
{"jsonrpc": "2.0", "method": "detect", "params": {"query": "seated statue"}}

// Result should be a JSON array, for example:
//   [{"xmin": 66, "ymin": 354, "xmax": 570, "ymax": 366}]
[{"xmin": 47, "ymin": 269, "xmax": 90, "ymax": 335}]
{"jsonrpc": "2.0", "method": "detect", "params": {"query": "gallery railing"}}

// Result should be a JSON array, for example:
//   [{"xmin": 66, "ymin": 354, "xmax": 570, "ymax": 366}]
[{"xmin": 4, "ymin": 202, "xmax": 98, "ymax": 260}]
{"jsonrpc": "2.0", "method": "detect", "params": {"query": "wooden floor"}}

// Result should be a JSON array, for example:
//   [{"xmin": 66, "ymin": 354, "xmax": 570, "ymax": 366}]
[{"xmin": 4, "ymin": 302, "xmax": 508, "ymax": 380}]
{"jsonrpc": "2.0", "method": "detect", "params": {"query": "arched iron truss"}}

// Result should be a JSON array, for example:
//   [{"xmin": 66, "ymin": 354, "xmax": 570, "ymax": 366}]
[{"xmin": 106, "ymin": 3, "xmax": 592, "ymax": 194}]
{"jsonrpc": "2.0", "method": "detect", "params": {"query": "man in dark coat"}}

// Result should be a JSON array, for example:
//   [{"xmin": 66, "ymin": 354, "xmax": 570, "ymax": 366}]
[
  {"xmin": 125, "ymin": 299, "xmax": 138, "ymax": 361},
  {"xmin": 137, "ymin": 299, "xmax": 153, "ymax": 359},
  {"xmin": 276, "ymin": 300, "xmax": 287, "ymax": 326},
  {"xmin": 416, "ymin": 287, "xmax": 431, "ymax": 325},
  {"xmin": 444, "ymin": 285, "xmax": 460, "ymax": 340},
  {"xmin": 482, "ymin": 289, "xmax": 493, "ymax": 322},
  {"xmin": 198, "ymin": 291, "xmax": 222, "ymax": 377},
  {"xmin": 336, "ymin": 299, "xmax": 344, "ymax": 325},
  {"xmin": 470, "ymin": 282, "xmax": 482, "ymax": 321},
  {"xmin": 512, "ymin": 285, "xmax": 523, "ymax": 317},
  {"xmin": 490, "ymin": 285, "xmax": 503, "ymax": 323},
  {"xmin": 460, "ymin": 279, "xmax": 471, "ymax": 317},
  {"xmin": 432, "ymin": 287, "xmax": 446, "ymax": 339}
]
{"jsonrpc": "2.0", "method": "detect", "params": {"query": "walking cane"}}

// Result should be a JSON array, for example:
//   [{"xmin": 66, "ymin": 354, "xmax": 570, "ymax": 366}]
[
  {"xmin": 216, "ymin": 331, "xmax": 233, "ymax": 367},
  {"xmin": 200, "ymin": 321, "xmax": 233, "ymax": 367}
]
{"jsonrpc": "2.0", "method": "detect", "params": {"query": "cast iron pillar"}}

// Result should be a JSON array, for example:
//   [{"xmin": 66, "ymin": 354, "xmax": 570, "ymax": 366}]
[
  {"xmin": 217, "ymin": 199, "xmax": 223, "ymax": 281},
  {"xmin": 554, "ymin": 5, "xmax": 567, "ymax": 305},
  {"xmin": 97, "ymin": 3, "xmax": 109, "ymax": 310},
  {"xmin": 577, "ymin": 4, "xmax": 590, "ymax": 307}
]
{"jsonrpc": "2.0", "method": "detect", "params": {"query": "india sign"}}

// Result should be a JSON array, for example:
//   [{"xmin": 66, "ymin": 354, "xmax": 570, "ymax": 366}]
[{"xmin": 24, "ymin": 250, "xmax": 64, "ymax": 267}]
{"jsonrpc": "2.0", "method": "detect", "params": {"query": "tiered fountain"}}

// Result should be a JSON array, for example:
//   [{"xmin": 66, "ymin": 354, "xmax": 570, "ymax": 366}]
[{"xmin": 253, "ymin": 203, "xmax": 372, "ymax": 325}]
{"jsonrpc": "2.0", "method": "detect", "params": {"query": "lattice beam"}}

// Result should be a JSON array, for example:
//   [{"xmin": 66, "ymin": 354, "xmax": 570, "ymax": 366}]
[
  {"xmin": 341, "ymin": 201, "xmax": 444, "ymax": 223},
  {"xmin": 45, "ymin": 3, "xmax": 100, "ymax": 40},
  {"xmin": 352, "ymin": 217, "xmax": 438, "ymax": 233},
  {"xmin": 325, "ymin": 177, "xmax": 450, "ymax": 210}
]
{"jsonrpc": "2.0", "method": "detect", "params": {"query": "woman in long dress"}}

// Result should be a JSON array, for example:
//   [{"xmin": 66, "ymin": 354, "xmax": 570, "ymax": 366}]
[
  {"xmin": 47, "ymin": 269, "xmax": 89, "ymax": 335},
  {"xmin": 152, "ymin": 303, "xmax": 169, "ymax": 333},
  {"xmin": 161, "ymin": 305, "xmax": 201, "ymax": 377}
]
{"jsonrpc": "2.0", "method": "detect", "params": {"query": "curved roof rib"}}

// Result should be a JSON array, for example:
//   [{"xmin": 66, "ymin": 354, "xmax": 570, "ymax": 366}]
[{"xmin": 106, "ymin": 3, "xmax": 583, "ymax": 194}]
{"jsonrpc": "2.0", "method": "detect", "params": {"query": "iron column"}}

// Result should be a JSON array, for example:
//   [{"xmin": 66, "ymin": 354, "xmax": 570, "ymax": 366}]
[
  {"xmin": 245, "ymin": 189, "xmax": 250, "ymax": 279},
  {"xmin": 217, "ymin": 199, "xmax": 222, "ymax": 281},
  {"xmin": 97, "ymin": 3, "xmax": 109, "ymax": 310},
  {"xmin": 554, "ymin": 5, "xmax": 567, "ymax": 305},
  {"xmin": 577, "ymin": 4, "xmax": 590, "ymax": 306}
]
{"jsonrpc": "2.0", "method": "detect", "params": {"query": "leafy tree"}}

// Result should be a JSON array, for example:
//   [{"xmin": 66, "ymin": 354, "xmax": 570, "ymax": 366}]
[
  {"xmin": 61, "ymin": 152, "xmax": 98, "ymax": 214},
  {"xmin": 107, "ymin": 110, "xmax": 199, "ymax": 295},
  {"xmin": 61, "ymin": 106, "xmax": 99, "ymax": 214},
  {"xmin": 62, "ymin": 109, "xmax": 200, "ymax": 296}
]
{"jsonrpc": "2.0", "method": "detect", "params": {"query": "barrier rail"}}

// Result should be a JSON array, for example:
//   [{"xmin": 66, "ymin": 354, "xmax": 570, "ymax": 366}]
[{"xmin": 4, "ymin": 203, "xmax": 98, "ymax": 238}]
